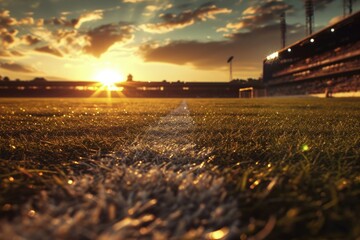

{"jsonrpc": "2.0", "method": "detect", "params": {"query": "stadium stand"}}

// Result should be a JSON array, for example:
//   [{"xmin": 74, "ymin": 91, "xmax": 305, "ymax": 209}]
[{"xmin": 263, "ymin": 11, "xmax": 360, "ymax": 97}]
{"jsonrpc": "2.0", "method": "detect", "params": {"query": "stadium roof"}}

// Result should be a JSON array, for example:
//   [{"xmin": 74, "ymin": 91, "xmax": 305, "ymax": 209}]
[{"xmin": 264, "ymin": 10, "xmax": 360, "ymax": 62}]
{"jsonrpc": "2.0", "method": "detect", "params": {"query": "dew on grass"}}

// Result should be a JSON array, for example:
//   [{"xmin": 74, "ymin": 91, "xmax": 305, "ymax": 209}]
[
  {"xmin": 286, "ymin": 208, "xmax": 299, "ymax": 218},
  {"xmin": 28, "ymin": 210, "xmax": 36, "ymax": 218},
  {"xmin": 250, "ymin": 180, "xmax": 261, "ymax": 190},
  {"xmin": 1, "ymin": 98, "xmax": 360, "ymax": 239},
  {"xmin": 301, "ymin": 144, "xmax": 310, "ymax": 152},
  {"xmin": 207, "ymin": 227, "xmax": 229, "ymax": 239}
]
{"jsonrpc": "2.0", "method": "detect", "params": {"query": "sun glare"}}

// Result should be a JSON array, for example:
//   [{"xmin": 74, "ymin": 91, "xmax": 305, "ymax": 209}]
[{"xmin": 94, "ymin": 69, "xmax": 124, "ymax": 90}]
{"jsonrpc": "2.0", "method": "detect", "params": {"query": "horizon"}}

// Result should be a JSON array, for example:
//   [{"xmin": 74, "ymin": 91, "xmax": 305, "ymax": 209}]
[{"xmin": 1, "ymin": 0, "xmax": 359, "ymax": 82}]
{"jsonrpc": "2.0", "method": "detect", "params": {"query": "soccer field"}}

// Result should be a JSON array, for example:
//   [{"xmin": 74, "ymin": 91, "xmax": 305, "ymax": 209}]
[{"xmin": 1, "ymin": 98, "xmax": 359, "ymax": 239}]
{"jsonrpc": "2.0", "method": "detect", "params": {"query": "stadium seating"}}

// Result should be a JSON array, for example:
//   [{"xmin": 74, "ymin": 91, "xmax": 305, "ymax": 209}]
[{"xmin": 263, "ymin": 11, "xmax": 360, "ymax": 96}]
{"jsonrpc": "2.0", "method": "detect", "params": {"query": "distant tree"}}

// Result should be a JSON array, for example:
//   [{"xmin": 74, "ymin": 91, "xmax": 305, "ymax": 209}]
[
  {"xmin": 32, "ymin": 77, "xmax": 47, "ymax": 82},
  {"xmin": 230, "ymin": 79, "xmax": 247, "ymax": 84},
  {"xmin": 127, "ymin": 74, "xmax": 133, "ymax": 82},
  {"xmin": 0, "ymin": 75, "xmax": 2, "ymax": 81},
  {"xmin": 3, "ymin": 76, "xmax": 10, "ymax": 82},
  {"xmin": 15, "ymin": 79, "xmax": 21, "ymax": 82},
  {"xmin": 162, "ymin": 80, "xmax": 167, "ymax": 83}
]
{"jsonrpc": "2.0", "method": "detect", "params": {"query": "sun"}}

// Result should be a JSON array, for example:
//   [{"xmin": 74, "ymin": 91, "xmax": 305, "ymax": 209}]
[{"xmin": 94, "ymin": 69, "xmax": 124, "ymax": 90}]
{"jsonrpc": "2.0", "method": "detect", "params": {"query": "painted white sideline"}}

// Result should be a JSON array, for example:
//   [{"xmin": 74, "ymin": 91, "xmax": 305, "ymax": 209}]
[
  {"xmin": 131, "ymin": 100, "xmax": 212, "ymax": 161},
  {"xmin": 1, "ymin": 100, "xmax": 240, "ymax": 239}
]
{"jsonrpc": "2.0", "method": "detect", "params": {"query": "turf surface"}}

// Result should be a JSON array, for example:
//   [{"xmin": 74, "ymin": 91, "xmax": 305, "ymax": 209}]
[{"xmin": 0, "ymin": 98, "xmax": 359, "ymax": 239}]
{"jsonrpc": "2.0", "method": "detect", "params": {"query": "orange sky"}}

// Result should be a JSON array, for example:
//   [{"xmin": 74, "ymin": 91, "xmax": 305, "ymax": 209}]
[{"xmin": 0, "ymin": 0, "xmax": 358, "ymax": 82}]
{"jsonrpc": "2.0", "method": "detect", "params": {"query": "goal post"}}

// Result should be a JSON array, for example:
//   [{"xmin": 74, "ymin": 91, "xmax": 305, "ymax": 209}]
[{"xmin": 239, "ymin": 87, "xmax": 254, "ymax": 98}]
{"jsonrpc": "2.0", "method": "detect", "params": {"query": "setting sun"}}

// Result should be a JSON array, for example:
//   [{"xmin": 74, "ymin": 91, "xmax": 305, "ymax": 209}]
[{"xmin": 94, "ymin": 69, "xmax": 124, "ymax": 89}]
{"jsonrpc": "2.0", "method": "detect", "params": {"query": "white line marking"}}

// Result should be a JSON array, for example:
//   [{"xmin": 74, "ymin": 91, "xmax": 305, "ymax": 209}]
[{"xmin": 1, "ymin": 100, "xmax": 240, "ymax": 239}]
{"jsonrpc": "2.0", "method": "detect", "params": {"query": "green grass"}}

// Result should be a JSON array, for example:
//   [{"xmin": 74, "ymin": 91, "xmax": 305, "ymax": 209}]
[
  {"xmin": 188, "ymin": 98, "xmax": 360, "ymax": 239},
  {"xmin": 1, "ymin": 98, "xmax": 359, "ymax": 239},
  {"xmin": 0, "ymin": 98, "xmax": 180, "ymax": 206}
]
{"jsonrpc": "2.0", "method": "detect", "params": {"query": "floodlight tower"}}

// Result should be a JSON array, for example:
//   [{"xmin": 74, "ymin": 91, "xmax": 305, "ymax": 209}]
[
  {"xmin": 280, "ymin": 12, "xmax": 287, "ymax": 48},
  {"xmin": 227, "ymin": 56, "xmax": 234, "ymax": 81},
  {"xmin": 343, "ymin": 0, "xmax": 353, "ymax": 16},
  {"xmin": 305, "ymin": 0, "xmax": 314, "ymax": 36}
]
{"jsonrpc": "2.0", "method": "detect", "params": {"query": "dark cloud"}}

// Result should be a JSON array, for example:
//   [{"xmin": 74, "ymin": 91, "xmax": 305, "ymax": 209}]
[
  {"xmin": 0, "ymin": 61, "xmax": 37, "ymax": 73},
  {"xmin": 0, "ymin": 29, "xmax": 18, "ymax": 48},
  {"xmin": 0, "ymin": 9, "xmax": 41, "ymax": 49},
  {"xmin": 141, "ymin": 4, "xmax": 232, "ymax": 33},
  {"xmin": 44, "ymin": 10, "xmax": 103, "ymax": 29},
  {"xmin": 84, "ymin": 23, "xmax": 134, "ymax": 57},
  {"xmin": 22, "ymin": 34, "xmax": 41, "ymax": 45},
  {"xmin": 1, "ymin": 33, "xmax": 16, "ymax": 45},
  {"xmin": 45, "ymin": 17, "xmax": 74, "ymax": 27},
  {"xmin": 35, "ymin": 46, "xmax": 63, "ymax": 57},
  {"xmin": 10, "ymin": 50, "xmax": 24, "ymax": 57},
  {"xmin": 224, "ymin": 0, "xmax": 294, "ymax": 31},
  {"xmin": 0, "ymin": 10, "xmax": 19, "ymax": 48},
  {"xmin": 0, "ymin": 9, "xmax": 17, "ymax": 27},
  {"xmin": 0, "ymin": 9, "xmax": 36, "ymax": 27},
  {"xmin": 139, "ymin": 24, "xmax": 303, "ymax": 75}
]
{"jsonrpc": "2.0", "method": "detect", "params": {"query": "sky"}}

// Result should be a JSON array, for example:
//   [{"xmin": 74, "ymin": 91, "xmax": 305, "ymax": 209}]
[{"xmin": 0, "ymin": 0, "xmax": 359, "ymax": 82}]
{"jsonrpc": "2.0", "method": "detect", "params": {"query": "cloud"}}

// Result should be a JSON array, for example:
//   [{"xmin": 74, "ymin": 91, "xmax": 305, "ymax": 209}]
[
  {"xmin": 0, "ymin": 10, "xmax": 36, "ymax": 27},
  {"xmin": 35, "ymin": 46, "xmax": 63, "ymax": 57},
  {"xmin": 0, "ymin": 9, "xmax": 39, "ymax": 48},
  {"xmin": 45, "ymin": 16, "xmax": 73, "ymax": 27},
  {"xmin": 145, "ymin": 4, "xmax": 173, "ymax": 12},
  {"xmin": 72, "ymin": 10, "xmax": 103, "ymax": 29},
  {"xmin": 0, "ymin": 28, "xmax": 19, "ymax": 48},
  {"xmin": 36, "ymin": 18, "xmax": 44, "ymax": 27},
  {"xmin": 17, "ymin": 17, "xmax": 35, "ymax": 25},
  {"xmin": 42, "ymin": 10, "xmax": 104, "ymax": 29},
  {"xmin": 84, "ymin": 23, "xmax": 134, "ymax": 57},
  {"xmin": 142, "ymin": 3, "xmax": 174, "ymax": 17},
  {"xmin": 34, "ymin": 22, "xmax": 133, "ymax": 58},
  {"xmin": 10, "ymin": 50, "xmax": 24, "ymax": 57},
  {"xmin": 329, "ymin": 15, "xmax": 343, "ymax": 25},
  {"xmin": 22, "ymin": 34, "xmax": 41, "ymax": 45},
  {"xmin": 0, "ymin": 50, "xmax": 12, "ymax": 57},
  {"xmin": 139, "ymin": 24, "xmax": 303, "ymax": 75},
  {"xmin": 224, "ymin": 0, "xmax": 293, "ymax": 31},
  {"xmin": 141, "ymin": 4, "xmax": 232, "ymax": 33},
  {"xmin": 0, "ymin": 61, "xmax": 37, "ymax": 73},
  {"xmin": 0, "ymin": 10, "xmax": 18, "ymax": 48},
  {"xmin": 0, "ymin": 10, "xmax": 17, "ymax": 27},
  {"xmin": 0, "ymin": 49, "xmax": 23, "ymax": 57}
]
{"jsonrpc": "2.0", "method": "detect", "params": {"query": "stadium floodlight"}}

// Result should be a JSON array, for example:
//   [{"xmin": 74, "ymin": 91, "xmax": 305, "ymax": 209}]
[
  {"xmin": 266, "ymin": 52, "xmax": 279, "ymax": 61},
  {"xmin": 310, "ymin": 38, "xmax": 315, "ymax": 43},
  {"xmin": 227, "ymin": 56, "xmax": 234, "ymax": 81},
  {"xmin": 331, "ymin": 28, "xmax": 335, "ymax": 32},
  {"xmin": 305, "ymin": 0, "xmax": 314, "ymax": 35},
  {"xmin": 287, "ymin": 48, "xmax": 292, "ymax": 52}
]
